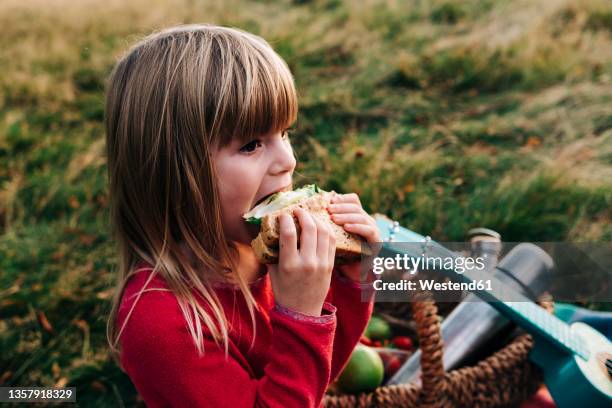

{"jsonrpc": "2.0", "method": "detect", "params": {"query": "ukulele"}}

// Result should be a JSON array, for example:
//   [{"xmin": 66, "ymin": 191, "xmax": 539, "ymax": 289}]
[{"xmin": 373, "ymin": 214, "xmax": 612, "ymax": 408}]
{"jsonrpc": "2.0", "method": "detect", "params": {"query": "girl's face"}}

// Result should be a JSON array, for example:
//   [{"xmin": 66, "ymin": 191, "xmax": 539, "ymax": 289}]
[{"xmin": 213, "ymin": 130, "xmax": 296, "ymax": 244}]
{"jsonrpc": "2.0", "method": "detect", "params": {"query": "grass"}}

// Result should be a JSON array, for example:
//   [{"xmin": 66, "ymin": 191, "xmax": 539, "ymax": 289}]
[{"xmin": 0, "ymin": 0, "xmax": 610, "ymax": 405}]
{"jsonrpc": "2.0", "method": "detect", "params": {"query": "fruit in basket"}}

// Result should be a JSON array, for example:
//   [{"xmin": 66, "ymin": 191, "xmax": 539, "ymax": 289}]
[
  {"xmin": 385, "ymin": 355, "xmax": 402, "ymax": 378},
  {"xmin": 391, "ymin": 336, "xmax": 414, "ymax": 351},
  {"xmin": 364, "ymin": 316, "xmax": 392, "ymax": 341},
  {"xmin": 359, "ymin": 335, "xmax": 373, "ymax": 346},
  {"xmin": 377, "ymin": 348, "xmax": 409, "ymax": 379},
  {"xmin": 337, "ymin": 344, "xmax": 384, "ymax": 394}
]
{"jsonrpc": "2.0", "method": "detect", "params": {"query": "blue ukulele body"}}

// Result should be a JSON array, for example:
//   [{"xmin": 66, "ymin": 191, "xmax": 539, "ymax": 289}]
[{"xmin": 528, "ymin": 321, "xmax": 611, "ymax": 407}]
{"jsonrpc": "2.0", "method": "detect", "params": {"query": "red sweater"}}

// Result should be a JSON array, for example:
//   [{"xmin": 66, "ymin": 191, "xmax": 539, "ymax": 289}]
[{"xmin": 117, "ymin": 262, "xmax": 375, "ymax": 407}]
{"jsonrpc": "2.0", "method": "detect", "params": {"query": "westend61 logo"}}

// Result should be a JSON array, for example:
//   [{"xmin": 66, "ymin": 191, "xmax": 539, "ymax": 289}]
[
  {"xmin": 361, "ymin": 242, "xmax": 611, "ymax": 303},
  {"xmin": 372, "ymin": 253, "xmax": 486, "ymax": 275}
]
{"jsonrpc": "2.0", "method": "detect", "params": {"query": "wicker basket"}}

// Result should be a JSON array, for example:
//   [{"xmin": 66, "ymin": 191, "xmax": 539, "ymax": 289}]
[{"xmin": 323, "ymin": 295, "xmax": 553, "ymax": 408}]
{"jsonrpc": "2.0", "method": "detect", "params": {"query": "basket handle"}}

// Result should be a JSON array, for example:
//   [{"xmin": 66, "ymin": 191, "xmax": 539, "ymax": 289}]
[{"xmin": 412, "ymin": 295, "xmax": 447, "ymax": 406}]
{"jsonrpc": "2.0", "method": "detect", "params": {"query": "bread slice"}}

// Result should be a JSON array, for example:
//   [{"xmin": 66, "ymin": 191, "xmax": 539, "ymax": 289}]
[
  {"xmin": 250, "ymin": 234, "xmax": 278, "ymax": 263},
  {"xmin": 245, "ymin": 185, "xmax": 370, "ymax": 264}
]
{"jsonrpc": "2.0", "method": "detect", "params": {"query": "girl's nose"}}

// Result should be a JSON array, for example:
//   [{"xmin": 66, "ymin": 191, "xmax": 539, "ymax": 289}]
[{"xmin": 269, "ymin": 135, "xmax": 296, "ymax": 175}]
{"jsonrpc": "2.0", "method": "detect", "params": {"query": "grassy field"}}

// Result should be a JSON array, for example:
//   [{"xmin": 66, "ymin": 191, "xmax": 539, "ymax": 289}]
[{"xmin": 0, "ymin": 0, "xmax": 611, "ymax": 405}]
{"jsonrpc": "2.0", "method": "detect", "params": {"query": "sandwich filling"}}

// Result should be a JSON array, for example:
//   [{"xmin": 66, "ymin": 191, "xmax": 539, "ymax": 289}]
[{"xmin": 243, "ymin": 184, "xmax": 322, "ymax": 224}]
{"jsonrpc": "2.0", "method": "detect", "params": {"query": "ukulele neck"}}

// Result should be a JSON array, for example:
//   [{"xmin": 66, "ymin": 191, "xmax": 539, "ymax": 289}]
[{"xmin": 456, "ymin": 265, "xmax": 591, "ymax": 360}]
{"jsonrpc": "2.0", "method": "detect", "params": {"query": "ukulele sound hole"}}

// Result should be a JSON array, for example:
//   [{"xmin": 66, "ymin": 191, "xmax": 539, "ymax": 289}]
[{"xmin": 597, "ymin": 352, "xmax": 612, "ymax": 380}]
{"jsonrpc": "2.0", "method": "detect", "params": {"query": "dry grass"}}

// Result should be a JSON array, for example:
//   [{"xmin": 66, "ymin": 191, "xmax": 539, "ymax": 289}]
[{"xmin": 0, "ymin": 0, "xmax": 610, "ymax": 404}]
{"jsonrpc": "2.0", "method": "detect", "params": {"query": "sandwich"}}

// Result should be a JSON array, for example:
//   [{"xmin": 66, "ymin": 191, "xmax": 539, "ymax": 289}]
[{"xmin": 243, "ymin": 184, "xmax": 370, "ymax": 264}]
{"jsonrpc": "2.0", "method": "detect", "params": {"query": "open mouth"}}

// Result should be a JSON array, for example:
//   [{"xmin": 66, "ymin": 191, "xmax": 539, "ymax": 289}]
[
  {"xmin": 251, "ymin": 185, "xmax": 292, "ymax": 210},
  {"xmin": 253, "ymin": 192, "xmax": 275, "ymax": 208}
]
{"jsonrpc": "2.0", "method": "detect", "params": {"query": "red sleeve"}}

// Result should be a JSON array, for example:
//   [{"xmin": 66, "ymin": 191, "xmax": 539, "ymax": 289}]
[
  {"xmin": 325, "ymin": 264, "xmax": 376, "ymax": 382},
  {"xmin": 119, "ymin": 289, "xmax": 338, "ymax": 408}
]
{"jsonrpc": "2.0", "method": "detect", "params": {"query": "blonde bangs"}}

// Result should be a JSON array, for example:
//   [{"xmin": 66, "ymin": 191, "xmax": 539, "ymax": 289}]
[{"xmin": 208, "ymin": 29, "xmax": 298, "ymax": 147}]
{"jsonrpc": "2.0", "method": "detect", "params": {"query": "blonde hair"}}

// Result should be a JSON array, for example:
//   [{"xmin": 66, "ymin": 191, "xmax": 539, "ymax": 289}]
[{"xmin": 105, "ymin": 24, "xmax": 298, "ymax": 363}]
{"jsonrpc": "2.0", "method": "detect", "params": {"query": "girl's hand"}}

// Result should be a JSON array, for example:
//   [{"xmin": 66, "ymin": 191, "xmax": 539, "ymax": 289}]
[
  {"xmin": 328, "ymin": 193, "xmax": 381, "ymax": 282},
  {"xmin": 268, "ymin": 208, "xmax": 336, "ymax": 317}
]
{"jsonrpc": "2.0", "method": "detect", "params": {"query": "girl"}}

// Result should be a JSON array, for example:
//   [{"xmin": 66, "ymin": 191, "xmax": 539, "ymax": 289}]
[{"xmin": 105, "ymin": 24, "xmax": 380, "ymax": 407}]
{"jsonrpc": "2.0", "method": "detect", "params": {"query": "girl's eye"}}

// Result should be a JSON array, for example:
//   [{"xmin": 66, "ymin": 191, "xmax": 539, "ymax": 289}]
[{"xmin": 239, "ymin": 139, "xmax": 262, "ymax": 154}]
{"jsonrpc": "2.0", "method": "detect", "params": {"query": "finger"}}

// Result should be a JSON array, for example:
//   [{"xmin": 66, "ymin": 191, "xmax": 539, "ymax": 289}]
[
  {"xmin": 295, "ymin": 208, "xmax": 316, "ymax": 258},
  {"xmin": 342, "ymin": 223, "xmax": 381, "ymax": 243},
  {"xmin": 278, "ymin": 213, "xmax": 298, "ymax": 260},
  {"xmin": 314, "ymin": 217, "xmax": 329, "ymax": 267},
  {"xmin": 330, "ymin": 213, "xmax": 370, "ymax": 226},
  {"xmin": 327, "ymin": 203, "xmax": 363, "ymax": 214},
  {"xmin": 328, "ymin": 227, "xmax": 336, "ymax": 268},
  {"xmin": 330, "ymin": 193, "xmax": 361, "ymax": 206}
]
